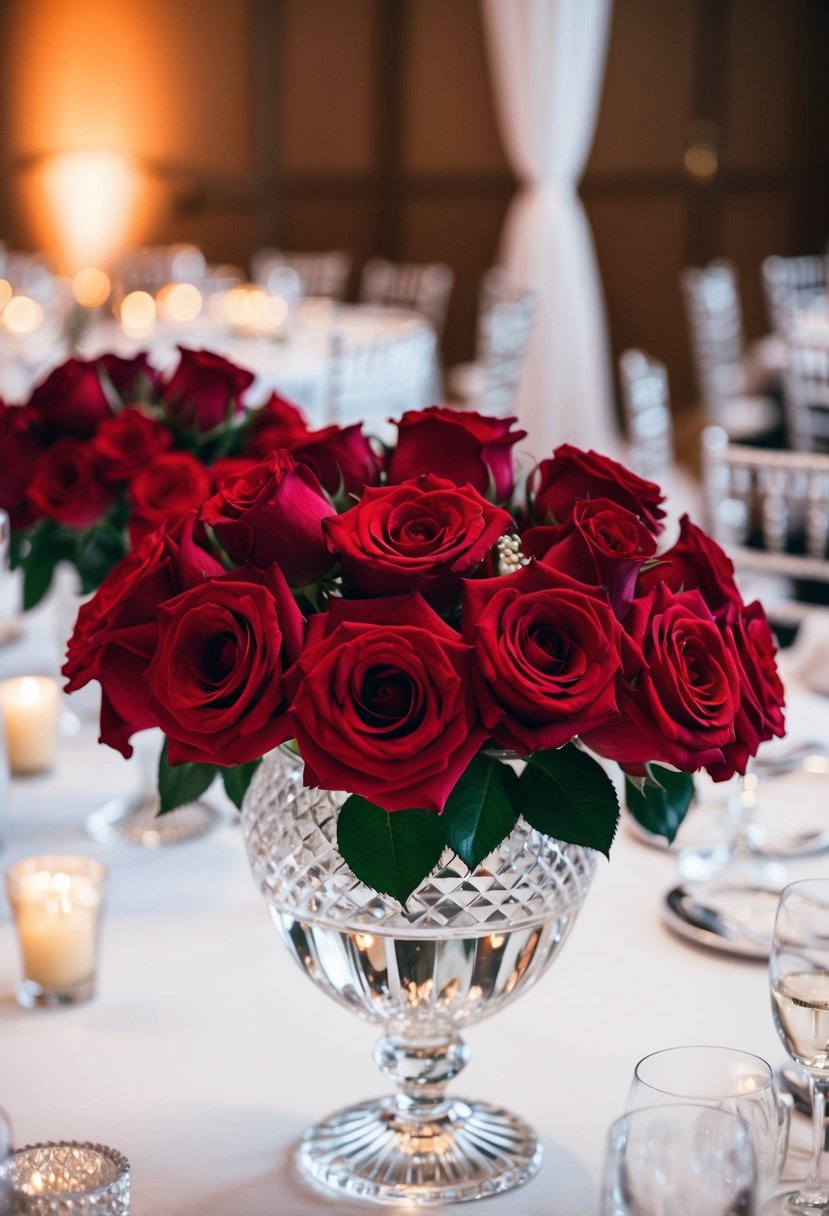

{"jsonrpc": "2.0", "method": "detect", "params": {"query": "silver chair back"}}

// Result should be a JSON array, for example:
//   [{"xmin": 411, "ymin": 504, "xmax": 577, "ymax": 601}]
[
  {"xmin": 618, "ymin": 349, "xmax": 674, "ymax": 481},
  {"xmin": 360, "ymin": 258, "xmax": 454, "ymax": 338},
  {"xmin": 251, "ymin": 249, "xmax": 352, "ymax": 301},
  {"xmin": 702, "ymin": 424, "xmax": 829, "ymax": 626},
  {"xmin": 762, "ymin": 254, "xmax": 829, "ymax": 333}
]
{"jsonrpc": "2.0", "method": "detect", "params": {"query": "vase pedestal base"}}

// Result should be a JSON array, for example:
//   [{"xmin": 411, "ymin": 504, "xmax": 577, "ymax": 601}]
[{"xmin": 298, "ymin": 1095, "xmax": 542, "ymax": 1207}]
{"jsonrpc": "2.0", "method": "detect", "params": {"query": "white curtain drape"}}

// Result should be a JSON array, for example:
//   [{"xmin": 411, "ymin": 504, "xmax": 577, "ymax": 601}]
[{"xmin": 481, "ymin": 0, "xmax": 616, "ymax": 458}]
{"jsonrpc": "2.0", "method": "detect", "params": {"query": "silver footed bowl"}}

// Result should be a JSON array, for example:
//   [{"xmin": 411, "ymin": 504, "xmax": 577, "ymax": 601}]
[{"xmin": 241, "ymin": 745, "xmax": 597, "ymax": 1207}]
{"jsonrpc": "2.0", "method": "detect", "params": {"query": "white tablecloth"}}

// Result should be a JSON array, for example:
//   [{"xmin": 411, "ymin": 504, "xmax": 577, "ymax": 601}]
[
  {"xmin": 2, "ymin": 609, "xmax": 829, "ymax": 1215},
  {"xmin": 1, "ymin": 304, "xmax": 436, "ymax": 433}
]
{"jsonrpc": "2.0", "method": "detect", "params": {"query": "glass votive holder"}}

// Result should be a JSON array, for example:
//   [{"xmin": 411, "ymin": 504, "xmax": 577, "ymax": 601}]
[
  {"xmin": 0, "ymin": 676, "xmax": 59, "ymax": 775},
  {"xmin": 5, "ymin": 855, "xmax": 108, "ymax": 1008},
  {"xmin": 1, "ymin": 1141, "xmax": 130, "ymax": 1215}
]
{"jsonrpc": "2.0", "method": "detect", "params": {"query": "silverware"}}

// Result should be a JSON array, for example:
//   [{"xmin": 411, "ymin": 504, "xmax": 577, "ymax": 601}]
[{"xmin": 662, "ymin": 884, "xmax": 777, "ymax": 959}]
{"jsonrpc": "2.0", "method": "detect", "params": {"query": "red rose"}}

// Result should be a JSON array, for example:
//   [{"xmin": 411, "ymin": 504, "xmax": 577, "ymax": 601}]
[
  {"xmin": 146, "ymin": 563, "xmax": 304, "ymax": 766},
  {"xmin": 26, "ymin": 358, "xmax": 114, "ymax": 438},
  {"xmin": 201, "ymin": 451, "xmax": 334, "ymax": 585},
  {"xmin": 637, "ymin": 514, "xmax": 743, "ymax": 617},
  {"xmin": 709, "ymin": 601, "xmax": 786, "ymax": 780},
  {"xmin": 0, "ymin": 402, "xmax": 44, "ymax": 524},
  {"xmin": 209, "ymin": 456, "xmax": 260, "ymax": 489},
  {"xmin": 289, "ymin": 423, "xmax": 383, "ymax": 497},
  {"xmin": 287, "ymin": 595, "xmax": 486, "ymax": 813},
  {"xmin": 387, "ymin": 407, "xmax": 526, "ymax": 501},
  {"xmin": 98, "ymin": 353, "xmax": 158, "ymax": 400},
  {"xmin": 325, "ymin": 474, "xmax": 512, "ymax": 606},
  {"xmin": 129, "ymin": 452, "xmax": 213, "ymax": 546},
  {"xmin": 532, "ymin": 445, "xmax": 666, "ymax": 535},
  {"xmin": 161, "ymin": 347, "xmax": 255, "ymax": 432},
  {"xmin": 27, "ymin": 439, "xmax": 114, "ymax": 526},
  {"xmin": 583, "ymin": 583, "xmax": 741, "ymax": 772},
  {"xmin": 93, "ymin": 409, "xmax": 172, "ymax": 482},
  {"xmin": 245, "ymin": 392, "xmax": 310, "ymax": 459},
  {"xmin": 63, "ymin": 514, "xmax": 224, "ymax": 757},
  {"xmin": 463, "ymin": 561, "xmax": 642, "ymax": 753},
  {"xmin": 524, "ymin": 498, "xmax": 657, "ymax": 615}
]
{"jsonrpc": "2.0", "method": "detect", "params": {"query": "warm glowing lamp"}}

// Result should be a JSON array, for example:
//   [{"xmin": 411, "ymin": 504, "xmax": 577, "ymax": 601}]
[
  {"xmin": 0, "ymin": 279, "xmax": 12, "ymax": 312},
  {"xmin": 2, "ymin": 297, "xmax": 44, "ymax": 335},
  {"xmin": 120, "ymin": 290, "xmax": 156, "ymax": 335},
  {"xmin": 42, "ymin": 151, "xmax": 138, "ymax": 273},
  {"xmin": 72, "ymin": 267, "xmax": 111, "ymax": 309}
]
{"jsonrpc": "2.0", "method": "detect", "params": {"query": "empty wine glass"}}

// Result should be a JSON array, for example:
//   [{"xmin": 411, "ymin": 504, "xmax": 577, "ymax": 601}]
[
  {"xmin": 628, "ymin": 1045, "xmax": 789, "ymax": 1200},
  {"xmin": 0, "ymin": 1105, "xmax": 13, "ymax": 1209},
  {"xmin": 769, "ymin": 878, "xmax": 829, "ymax": 1212},
  {"xmin": 677, "ymin": 766, "xmax": 787, "ymax": 891},
  {"xmin": 600, "ymin": 1103, "xmax": 758, "ymax": 1215}
]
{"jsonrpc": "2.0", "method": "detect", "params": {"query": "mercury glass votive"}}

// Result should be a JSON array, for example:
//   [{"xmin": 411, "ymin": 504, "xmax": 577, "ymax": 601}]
[
  {"xmin": 2, "ymin": 1141, "xmax": 130, "ymax": 1215},
  {"xmin": 5, "ymin": 856, "xmax": 108, "ymax": 1008}
]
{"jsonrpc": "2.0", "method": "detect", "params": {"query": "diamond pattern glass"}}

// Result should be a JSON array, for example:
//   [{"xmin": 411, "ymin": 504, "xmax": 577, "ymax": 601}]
[{"xmin": 241, "ymin": 746, "xmax": 598, "ymax": 1206}]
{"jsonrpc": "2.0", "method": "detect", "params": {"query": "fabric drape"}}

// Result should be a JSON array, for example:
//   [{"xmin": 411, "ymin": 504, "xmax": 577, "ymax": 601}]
[{"xmin": 481, "ymin": 0, "xmax": 617, "ymax": 457}]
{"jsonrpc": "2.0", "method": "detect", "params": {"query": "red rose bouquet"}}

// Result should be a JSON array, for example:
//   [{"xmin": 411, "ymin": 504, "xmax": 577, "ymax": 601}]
[
  {"xmin": 4, "ymin": 348, "xmax": 380, "ymax": 607},
  {"xmin": 61, "ymin": 395, "xmax": 786, "ymax": 903}
]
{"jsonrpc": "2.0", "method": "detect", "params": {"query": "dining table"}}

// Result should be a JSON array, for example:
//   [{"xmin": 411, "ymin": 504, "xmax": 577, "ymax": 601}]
[
  {"xmin": 0, "ymin": 299, "xmax": 438, "ymax": 433},
  {"xmin": 2, "ymin": 595, "xmax": 829, "ymax": 1215}
]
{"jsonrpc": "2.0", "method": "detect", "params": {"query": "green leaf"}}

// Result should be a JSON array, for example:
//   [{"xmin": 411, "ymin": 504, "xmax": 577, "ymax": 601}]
[
  {"xmin": 158, "ymin": 738, "xmax": 217, "ymax": 815},
  {"xmin": 336, "ymin": 795, "xmax": 446, "ymax": 905},
  {"xmin": 441, "ymin": 753, "xmax": 520, "ymax": 870},
  {"xmin": 626, "ymin": 765, "xmax": 695, "ymax": 844},
  {"xmin": 21, "ymin": 522, "xmax": 75, "ymax": 610},
  {"xmin": 221, "ymin": 759, "xmax": 262, "ymax": 810},
  {"xmin": 519, "ymin": 744, "xmax": 620, "ymax": 857},
  {"xmin": 76, "ymin": 525, "xmax": 128, "ymax": 594}
]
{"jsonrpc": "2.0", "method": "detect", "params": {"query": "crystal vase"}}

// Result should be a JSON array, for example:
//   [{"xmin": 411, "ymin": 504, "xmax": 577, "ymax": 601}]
[{"xmin": 241, "ymin": 746, "xmax": 597, "ymax": 1207}]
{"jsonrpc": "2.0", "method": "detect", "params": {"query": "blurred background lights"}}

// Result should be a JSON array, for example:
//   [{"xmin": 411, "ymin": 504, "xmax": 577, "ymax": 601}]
[
  {"xmin": 71, "ymin": 266, "xmax": 111, "ymax": 308},
  {"xmin": 119, "ymin": 289, "xmax": 155, "ymax": 333},
  {"xmin": 156, "ymin": 281, "xmax": 202, "ymax": 323},
  {"xmin": 2, "ymin": 296, "xmax": 44, "ymax": 334}
]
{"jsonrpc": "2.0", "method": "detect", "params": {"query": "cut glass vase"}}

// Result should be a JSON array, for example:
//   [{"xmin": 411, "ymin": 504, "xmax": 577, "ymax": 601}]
[{"xmin": 241, "ymin": 746, "xmax": 597, "ymax": 1207}]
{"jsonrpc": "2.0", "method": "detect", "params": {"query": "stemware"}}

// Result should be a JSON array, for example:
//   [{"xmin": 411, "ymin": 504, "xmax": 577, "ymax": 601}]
[
  {"xmin": 769, "ymin": 878, "xmax": 829, "ymax": 1212},
  {"xmin": 628, "ymin": 1045, "xmax": 789, "ymax": 1199},
  {"xmin": 600, "ymin": 1103, "xmax": 758, "ymax": 1215}
]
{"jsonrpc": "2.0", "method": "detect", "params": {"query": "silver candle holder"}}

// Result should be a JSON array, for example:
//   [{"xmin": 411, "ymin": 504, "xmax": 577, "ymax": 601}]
[{"xmin": 1, "ymin": 1141, "xmax": 130, "ymax": 1214}]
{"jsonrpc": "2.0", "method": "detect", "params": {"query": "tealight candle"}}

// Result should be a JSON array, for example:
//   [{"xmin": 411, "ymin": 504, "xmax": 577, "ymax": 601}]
[
  {"xmin": 5, "ymin": 855, "xmax": 108, "ymax": 1007},
  {"xmin": 3, "ymin": 1141, "xmax": 130, "ymax": 1215},
  {"xmin": 0, "ymin": 676, "xmax": 58, "ymax": 775}
]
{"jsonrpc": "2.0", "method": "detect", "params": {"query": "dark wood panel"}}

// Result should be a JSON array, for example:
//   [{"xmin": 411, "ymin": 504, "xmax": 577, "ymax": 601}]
[
  {"xmin": 401, "ymin": 195, "xmax": 509, "ymax": 368},
  {"xmin": 586, "ymin": 195, "xmax": 693, "ymax": 415}
]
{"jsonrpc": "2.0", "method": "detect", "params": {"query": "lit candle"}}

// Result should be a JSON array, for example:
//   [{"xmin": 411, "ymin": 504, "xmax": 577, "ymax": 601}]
[
  {"xmin": 72, "ymin": 266, "xmax": 111, "ymax": 309},
  {"xmin": 4, "ymin": 1140, "xmax": 129, "ymax": 1213},
  {"xmin": 119, "ymin": 289, "xmax": 156, "ymax": 336},
  {"xmin": 2, "ymin": 295, "xmax": 44, "ymax": 335},
  {"xmin": 156, "ymin": 281, "xmax": 202, "ymax": 323},
  {"xmin": 0, "ymin": 675, "xmax": 58, "ymax": 775},
  {"xmin": 5, "ymin": 855, "xmax": 108, "ymax": 1007}
]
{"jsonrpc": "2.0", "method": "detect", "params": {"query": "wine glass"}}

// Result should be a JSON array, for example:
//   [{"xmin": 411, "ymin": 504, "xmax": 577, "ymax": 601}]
[
  {"xmin": 677, "ymin": 765, "xmax": 787, "ymax": 891},
  {"xmin": 600, "ymin": 1103, "xmax": 758, "ymax": 1215},
  {"xmin": 0, "ymin": 1104, "xmax": 13, "ymax": 1208},
  {"xmin": 769, "ymin": 878, "xmax": 829, "ymax": 1212},
  {"xmin": 628, "ymin": 1045, "xmax": 789, "ymax": 1200}
]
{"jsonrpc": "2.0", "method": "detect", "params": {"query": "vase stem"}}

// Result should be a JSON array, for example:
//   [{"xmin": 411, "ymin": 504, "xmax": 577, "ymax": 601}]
[{"xmin": 375, "ymin": 1033, "xmax": 469, "ymax": 1124}]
